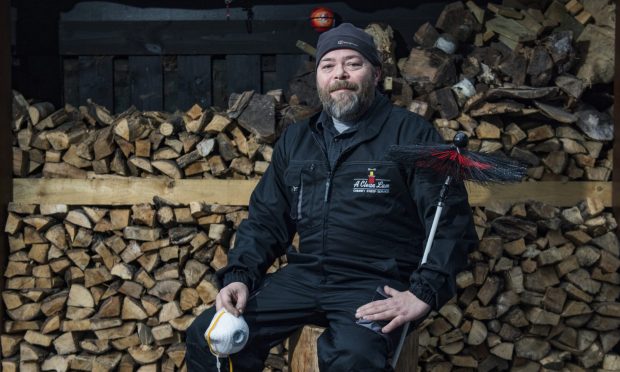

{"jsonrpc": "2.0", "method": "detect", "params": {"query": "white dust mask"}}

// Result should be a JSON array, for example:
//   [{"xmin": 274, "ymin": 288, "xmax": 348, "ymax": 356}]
[{"xmin": 205, "ymin": 308, "xmax": 249, "ymax": 357}]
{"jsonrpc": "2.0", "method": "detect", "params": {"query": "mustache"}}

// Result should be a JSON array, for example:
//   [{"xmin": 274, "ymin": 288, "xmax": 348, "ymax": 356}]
[{"xmin": 329, "ymin": 81, "xmax": 358, "ymax": 92}]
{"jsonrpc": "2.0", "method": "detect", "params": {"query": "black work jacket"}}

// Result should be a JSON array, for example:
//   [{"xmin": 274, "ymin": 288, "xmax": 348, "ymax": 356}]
[{"xmin": 218, "ymin": 93, "xmax": 478, "ymax": 310}]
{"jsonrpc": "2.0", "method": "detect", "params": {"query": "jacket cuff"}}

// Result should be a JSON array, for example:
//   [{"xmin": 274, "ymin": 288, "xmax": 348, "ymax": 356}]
[
  {"xmin": 222, "ymin": 270, "xmax": 253, "ymax": 291},
  {"xmin": 410, "ymin": 281, "xmax": 436, "ymax": 310}
]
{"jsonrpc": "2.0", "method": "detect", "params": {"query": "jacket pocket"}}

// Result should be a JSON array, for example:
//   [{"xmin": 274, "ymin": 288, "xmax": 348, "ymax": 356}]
[
  {"xmin": 284, "ymin": 164, "xmax": 322, "ymax": 229},
  {"xmin": 369, "ymin": 257, "xmax": 401, "ymax": 280}
]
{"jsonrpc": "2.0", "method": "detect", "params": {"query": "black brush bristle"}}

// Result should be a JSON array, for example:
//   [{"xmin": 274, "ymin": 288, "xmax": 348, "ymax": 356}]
[{"xmin": 387, "ymin": 143, "xmax": 527, "ymax": 184}]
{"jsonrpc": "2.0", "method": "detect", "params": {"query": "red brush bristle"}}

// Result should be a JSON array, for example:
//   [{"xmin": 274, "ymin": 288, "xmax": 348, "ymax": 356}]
[
  {"xmin": 431, "ymin": 150, "xmax": 491, "ymax": 170},
  {"xmin": 387, "ymin": 141, "xmax": 527, "ymax": 184}
]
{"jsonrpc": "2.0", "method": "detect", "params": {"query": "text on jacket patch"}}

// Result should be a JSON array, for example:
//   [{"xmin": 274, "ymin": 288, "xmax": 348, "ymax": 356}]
[{"xmin": 352, "ymin": 168, "xmax": 391, "ymax": 194}]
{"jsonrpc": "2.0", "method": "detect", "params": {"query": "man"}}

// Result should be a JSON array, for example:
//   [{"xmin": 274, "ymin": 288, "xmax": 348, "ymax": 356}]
[{"xmin": 186, "ymin": 23, "xmax": 478, "ymax": 371}]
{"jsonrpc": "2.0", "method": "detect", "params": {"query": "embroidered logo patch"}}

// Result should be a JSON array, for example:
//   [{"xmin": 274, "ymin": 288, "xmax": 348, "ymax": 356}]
[
  {"xmin": 353, "ymin": 168, "xmax": 390, "ymax": 194},
  {"xmin": 337, "ymin": 40, "xmax": 359, "ymax": 47}
]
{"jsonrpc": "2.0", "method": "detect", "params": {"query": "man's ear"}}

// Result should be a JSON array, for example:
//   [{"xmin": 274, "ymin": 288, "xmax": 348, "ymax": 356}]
[{"xmin": 373, "ymin": 66, "xmax": 382, "ymax": 85}]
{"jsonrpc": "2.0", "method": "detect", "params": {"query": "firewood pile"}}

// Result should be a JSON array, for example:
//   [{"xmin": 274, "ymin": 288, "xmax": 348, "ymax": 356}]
[
  {"xmin": 12, "ymin": 89, "xmax": 318, "ymax": 181},
  {"xmin": 1, "ymin": 199, "xmax": 294, "ymax": 371},
  {"xmin": 10, "ymin": 3, "xmax": 616, "ymax": 183},
  {"xmin": 3, "ymin": 0, "xmax": 618, "ymax": 371},
  {"xmin": 2, "ymin": 198, "xmax": 619, "ymax": 371},
  {"xmin": 369, "ymin": 0, "xmax": 615, "ymax": 182},
  {"xmin": 416, "ymin": 197, "xmax": 620, "ymax": 371}
]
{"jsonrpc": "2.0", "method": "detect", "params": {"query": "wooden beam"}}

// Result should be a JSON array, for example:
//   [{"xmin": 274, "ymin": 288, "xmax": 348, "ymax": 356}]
[
  {"xmin": 56, "ymin": 2, "xmax": 453, "ymax": 57},
  {"xmin": 276, "ymin": 54, "xmax": 309, "ymax": 94},
  {"xmin": 63, "ymin": 58, "xmax": 79, "ymax": 107},
  {"xmin": 114, "ymin": 58, "xmax": 131, "ymax": 114},
  {"xmin": 226, "ymin": 55, "xmax": 261, "ymax": 96},
  {"xmin": 129, "ymin": 56, "xmax": 163, "ymax": 111},
  {"xmin": 79, "ymin": 56, "xmax": 114, "ymax": 109},
  {"xmin": 13, "ymin": 179, "xmax": 612, "ymax": 207},
  {"xmin": 13, "ymin": 178, "xmax": 259, "ymax": 206},
  {"xmin": 59, "ymin": 20, "xmax": 320, "ymax": 56},
  {"xmin": 614, "ymin": 0, "xmax": 620, "ymax": 235},
  {"xmin": 176, "ymin": 55, "xmax": 212, "ymax": 110},
  {"xmin": 464, "ymin": 181, "xmax": 611, "ymax": 207},
  {"xmin": 0, "ymin": 0, "xmax": 12, "ymax": 332}
]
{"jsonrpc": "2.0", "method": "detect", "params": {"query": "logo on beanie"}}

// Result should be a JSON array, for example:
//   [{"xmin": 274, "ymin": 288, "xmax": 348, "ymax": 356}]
[{"xmin": 337, "ymin": 40, "xmax": 359, "ymax": 47}]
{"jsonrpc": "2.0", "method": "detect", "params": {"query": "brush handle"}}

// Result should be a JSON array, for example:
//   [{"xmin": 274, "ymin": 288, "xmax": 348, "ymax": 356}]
[{"xmin": 393, "ymin": 175, "xmax": 453, "ymax": 367}]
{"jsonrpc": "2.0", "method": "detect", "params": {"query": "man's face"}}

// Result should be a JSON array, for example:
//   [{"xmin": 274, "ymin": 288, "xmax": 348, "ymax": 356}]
[{"xmin": 316, "ymin": 49, "xmax": 380, "ymax": 122}]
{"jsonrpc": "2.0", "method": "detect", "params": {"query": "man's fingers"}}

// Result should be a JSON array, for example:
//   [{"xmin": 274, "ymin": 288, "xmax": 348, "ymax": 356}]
[
  {"xmin": 357, "ymin": 287, "xmax": 430, "ymax": 332},
  {"xmin": 220, "ymin": 290, "xmax": 240, "ymax": 316},
  {"xmin": 383, "ymin": 285, "xmax": 398, "ymax": 297},
  {"xmin": 215, "ymin": 282, "xmax": 250, "ymax": 317},
  {"xmin": 382, "ymin": 316, "xmax": 405, "ymax": 334},
  {"xmin": 356, "ymin": 304, "xmax": 370, "ymax": 315},
  {"xmin": 356, "ymin": 301, "xmax": 384, "ymax": 318},
  {"xmin": 361, "ymin": 308, "xmax": 397, "ymax": 322},
  {"xmin": 235, "ymin": 290, "xmax": 248, "ymax": 314},
  {"xmin": 224, "ymin": 303, "xmax": 240, "ymax": 317}
]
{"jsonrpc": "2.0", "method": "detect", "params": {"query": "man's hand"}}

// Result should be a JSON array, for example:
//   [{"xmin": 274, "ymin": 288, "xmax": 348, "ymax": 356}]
[
  {"xmin": 355, "ymin": 285, "xmax": 431, "ymax": 333},
  {"xmin": 216, "ymin": 282, "xmax": 249, "ymax": 317}
]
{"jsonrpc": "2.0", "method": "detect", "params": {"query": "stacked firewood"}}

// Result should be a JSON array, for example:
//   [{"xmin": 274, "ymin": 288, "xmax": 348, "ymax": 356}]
[
  {"xmin": 12, "ymin": 90, "xmax": 318, "ymax": 181},
  {"xmin": 10, "ymin": 2, "xmax": 616, "ymax": 184},
  {"xmin": 416, "ymin": 197, "xmax": 620, "ymax": 371},
  {"xmin": 2, "ymin": 198, "xmax": 619, "ymax": 371},
  {"xmin": 367, "ymin": 0, "xmax": 614, "ymax": 182},
  {"xmin": 1, "ymin": 199, "xmax": 293, "ymax": 371}
]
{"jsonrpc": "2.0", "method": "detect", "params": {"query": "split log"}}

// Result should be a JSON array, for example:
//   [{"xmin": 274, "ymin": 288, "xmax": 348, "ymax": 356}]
[
  {"xmin": 28, "ymin": 102, "xmax": 55, "ymax": 125},
  {"xmin": 401, "ymin": 48, "xmax": 456, "ymax": 95},
  {"xmin": 229, "ymin": 92, "xmax": 277, "ymax": 143},
  {"xmin": 159, "ymin": 115, "xmax": 184, "ymax": 137},
  {"xmin": 114, "ymin": 117, "xmax": 148, "ymax": 142}
]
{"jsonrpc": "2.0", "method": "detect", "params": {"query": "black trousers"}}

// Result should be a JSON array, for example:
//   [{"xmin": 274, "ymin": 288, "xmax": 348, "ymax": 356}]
[{"xmin": 186, "ymin": 263, "xmax": 406, "ymax": 372}]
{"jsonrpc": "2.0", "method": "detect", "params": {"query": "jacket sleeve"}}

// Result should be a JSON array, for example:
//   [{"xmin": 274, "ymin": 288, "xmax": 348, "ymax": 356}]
[
  {"xmin": 407, "ymin": 122, "xmax": 479, "ymax": 310},
  {"xmin": 216, "ymin": 129, "xmax": 296, "ymax": 292}
]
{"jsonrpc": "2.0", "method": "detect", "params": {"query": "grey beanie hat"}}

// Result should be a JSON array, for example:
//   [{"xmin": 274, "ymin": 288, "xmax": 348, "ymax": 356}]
[{"xmin": 315, "ymin": 23, "xmax": 381, "ymax": 68}]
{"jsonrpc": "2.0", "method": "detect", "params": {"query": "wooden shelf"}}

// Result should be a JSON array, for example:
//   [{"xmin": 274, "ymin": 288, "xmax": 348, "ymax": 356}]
[
  {"xmin": 13, "ymin": 178, "xmax": 258, "ymax": 206},
  {"xmin": 12, "ymin": 178, "xmax": 612, "ymax": 207}
]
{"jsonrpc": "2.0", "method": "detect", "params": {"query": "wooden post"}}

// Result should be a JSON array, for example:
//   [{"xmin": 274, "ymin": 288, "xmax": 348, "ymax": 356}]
[
  {"xmin": 0, "ymin": 0, "xmax": 13, "ymax": 332},
  {"xmin": 614, "ymin": 0, "xmax": 620, "ymax": 238},
  {"xmin": 288, "ymin": 325, "xmax": 322, "ymax": 371}
]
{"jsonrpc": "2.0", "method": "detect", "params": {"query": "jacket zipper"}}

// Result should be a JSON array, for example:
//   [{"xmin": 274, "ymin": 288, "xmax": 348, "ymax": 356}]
[
  {"xmin": 324, "ymin": 145, "xmax": 356, "ymax": 201},
  {"xmin": 310, "ymin": 130, "xmax": 332, "ymax": 276},
  {"xmin": 297, "ymin": 181, "xmax": 303, "ymax": 219},
  {"xmin": 310, "ymin": 127, "xmax": 377, "ymax": 278},
  {"xmin": 324, "ymin": 175, "xmax": 330, "ymax": 202},
  {"xmin": 310, "ymin": 131, "xmax": 332, "ymax": 201}
]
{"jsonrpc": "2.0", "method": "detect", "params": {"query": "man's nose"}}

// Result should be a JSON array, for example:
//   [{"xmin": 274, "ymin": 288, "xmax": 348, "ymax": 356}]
[{"xmin": 334, "ymin": 63, "xmax": 349, "ymax": 79}]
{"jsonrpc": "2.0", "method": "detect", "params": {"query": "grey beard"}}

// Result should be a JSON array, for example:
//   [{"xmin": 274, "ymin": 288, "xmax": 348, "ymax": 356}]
[{"xmin": 320, "ymin": 88, "xmax": 375, "ymax": 122}]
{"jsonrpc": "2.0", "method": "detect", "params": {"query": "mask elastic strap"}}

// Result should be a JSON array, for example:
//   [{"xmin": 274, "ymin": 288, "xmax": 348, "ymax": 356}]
[
  {"xmin": 206, "ymin": 309, "xmax": 227, "ymax": 356},
  {"xmin": 213, "ymin": 355, "xmax": 234, "ymax": 372},
  {"xmin": 206, "ymin": 310, "xmax": 235, "ymax": 372}
]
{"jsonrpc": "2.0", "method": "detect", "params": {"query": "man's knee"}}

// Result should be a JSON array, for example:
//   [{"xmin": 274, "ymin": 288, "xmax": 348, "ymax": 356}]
[
  {"xmin": 338, "ymin": 343, "xmax": 386, "ymax": 370},
  {"xmin": 318, "ymin": 329, "xmax": 390, "ymax": 371}
]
